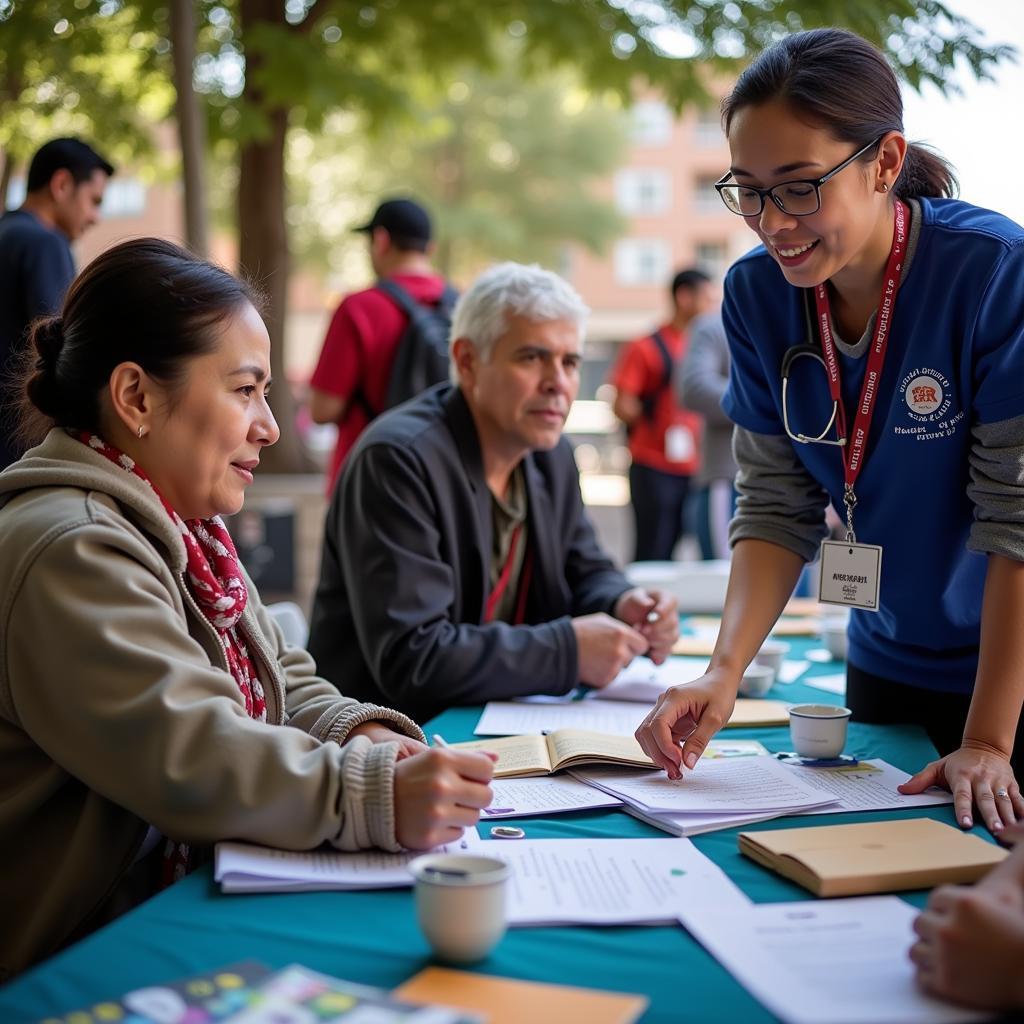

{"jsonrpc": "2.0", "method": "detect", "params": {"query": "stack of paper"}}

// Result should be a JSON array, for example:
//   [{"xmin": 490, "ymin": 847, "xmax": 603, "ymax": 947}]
[
  {"xmin": 570, "ymin": 756, "xmax": 836, "ymax": 838},
  {"xmin": 214, "ymin": 835, "xmax": 475, "ymax": 893},
  {"xmin": 576, "ymin": 758, "xmax": 953, "ymax": 838}
]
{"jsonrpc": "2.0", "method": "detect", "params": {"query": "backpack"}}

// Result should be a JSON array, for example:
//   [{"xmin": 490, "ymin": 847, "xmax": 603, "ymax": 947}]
[{"xmin": 375, "ymin": 278, "xmax": 459, "ymax": 412}]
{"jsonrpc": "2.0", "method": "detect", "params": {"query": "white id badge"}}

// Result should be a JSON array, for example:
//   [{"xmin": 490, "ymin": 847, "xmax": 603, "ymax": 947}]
[
  {"xmin": 817, "ymin": 540, "xmax": 883, "ymax": 611},
  {"xmin": 665, "ymin": 424, "xmax": 694, "ymax": 463}
]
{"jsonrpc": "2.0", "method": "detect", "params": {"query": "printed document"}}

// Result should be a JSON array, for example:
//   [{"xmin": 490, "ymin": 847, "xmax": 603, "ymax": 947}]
[
  {"xmin": 595, "ymin": 656, "xmax": 709, "ymax": 703},
  {"xmin": 474, "ymin": 697, "xmax": 789, "ymax": 736},
  {"xmin": 590, "ymin": 758, "xmax": 950, "ymax": 837},
  {"xmin": 595, "ymin": 656, "xmax": 807, "ymax": 700},
  {"xmin": 794, "ymin": 758, "xmax": 952, "ymax": 815},
  {"xmin": 572, "ymin": 757, "xmax": 835, "ymax": 815},
  {"xmin": 214, "ymin": 834, "xmax": 477, "ymax": 893},
  {"xmin": 482, "ymin": 776, "xmax": 623, "ymax": 818},
  {"xmin": 483, "ymin": 837, "xmax": 749, "ymax": 926},
  {"xmin": 679, "ymin": 896, "xmax": 988, "ymax": 1024},
  {"xmin": 475, "ymin": 701, "xmax": 646, "ymax": 737}
]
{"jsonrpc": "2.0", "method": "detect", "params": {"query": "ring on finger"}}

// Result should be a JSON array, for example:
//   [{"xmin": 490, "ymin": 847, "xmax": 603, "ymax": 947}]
[{"xmin": 997, "ymin": 787, "xmax": 1010, "ymax": 799}]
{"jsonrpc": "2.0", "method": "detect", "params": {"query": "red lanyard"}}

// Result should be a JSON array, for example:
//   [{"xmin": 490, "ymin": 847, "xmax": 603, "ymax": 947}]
[
  {"xmin": 484, "ymin": 523, "xmax": 534, "ymax": 625},
  {"xmin": 814, "ymin": 199, "xmax": 908, "ymax": 537}
]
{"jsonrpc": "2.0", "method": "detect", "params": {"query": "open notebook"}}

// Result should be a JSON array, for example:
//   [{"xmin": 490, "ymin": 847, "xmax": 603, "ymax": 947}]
[{"xmin": 449, "ymin": 729, "xmax": 654, "ymax": 778}]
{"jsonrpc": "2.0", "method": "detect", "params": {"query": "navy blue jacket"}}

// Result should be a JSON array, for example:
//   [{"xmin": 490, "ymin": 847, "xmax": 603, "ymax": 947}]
[{"xmin": 0, "ymin": 210, "xmax": 74, "ymax": 469}]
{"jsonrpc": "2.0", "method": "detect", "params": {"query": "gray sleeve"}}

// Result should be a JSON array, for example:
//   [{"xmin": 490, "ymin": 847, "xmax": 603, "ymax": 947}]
[
  {"xmin": 729, "ymin": 425, "xmax": 830, "ymax": 563},
  {"xmin": 967, "ymin": 414, "xmax": 1024, "ymax": 561},
  {"xmin": 677, "ymin": 313, "xmax": 732, "ymax": 425}
]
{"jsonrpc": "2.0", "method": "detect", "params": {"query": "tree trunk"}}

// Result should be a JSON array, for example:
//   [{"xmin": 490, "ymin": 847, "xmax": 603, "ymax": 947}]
[
  {"xmin": 237, "ymin": 0, "xmax": 313, "ymax": 473},
  {"xmin": 0, "ymin": 149, "xmax": 14, "ymax": 211},
  {"xmin": 169, "ymin": 0, "xmax": 209, "ymax": 256}
]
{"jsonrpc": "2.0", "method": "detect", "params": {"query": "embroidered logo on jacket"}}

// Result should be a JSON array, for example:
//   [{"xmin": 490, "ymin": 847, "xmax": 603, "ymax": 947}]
[{"xmin": 894, "ymin": 366, "xmax": 964, "ymax": 440}]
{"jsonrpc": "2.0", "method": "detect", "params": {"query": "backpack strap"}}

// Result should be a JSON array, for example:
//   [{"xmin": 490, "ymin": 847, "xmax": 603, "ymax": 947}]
[
  {"xmin": 376, "ymin": 276, "xmax": 456, "ymax": 339},
  {"xmin": 637, "ymin": 330, "xmax": 674, "ymax": 423},
  {"xmin": 650, "ymin": 330, "xmax": 674, "ymax": 390},
  {"xmin": 375, "ymin": 277, "xmax": 420, "ymax": 317}
]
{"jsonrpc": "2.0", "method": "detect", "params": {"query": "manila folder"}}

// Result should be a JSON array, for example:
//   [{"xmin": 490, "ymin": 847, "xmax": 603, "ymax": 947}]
[
  {"xmin": 738, "ymin": 817, "xmax": 1007, "ymax": 897},
  {"xmin": 394, "ymin": 967, "xmax": 647, "ymax": 1024}
]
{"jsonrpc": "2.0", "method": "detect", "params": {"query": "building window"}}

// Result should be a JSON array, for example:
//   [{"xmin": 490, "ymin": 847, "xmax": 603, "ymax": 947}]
[
  {"xmin": 695, "ymin": 241, "xmax": 728, "ymax": 279},
  {"xmin": 630, "ymin": 101, "xmax": 672, "ymax": 146},
  {"xmin": 102, "ymin": 179, "xmax": 147, "ymax": 218},
  {"xmin": 694, "ymin": 109, "xmax": 723, "ymax": 148},
  {"xmin": 614, "ymin": 238, "xmax": 671, "ymax": 286},
  {"xmin": 694, "ymin": 175, "xmax": 722, "ymax": 214},
  {"xmin": 614, "ymin": 169, "xmax": 671, "ymax": 215}
]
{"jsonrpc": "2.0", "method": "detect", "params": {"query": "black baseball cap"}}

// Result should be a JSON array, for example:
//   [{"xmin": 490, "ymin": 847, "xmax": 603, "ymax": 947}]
[{"xmin": 354, "ymin": 198, "xmax": 432, "ymax": 243}]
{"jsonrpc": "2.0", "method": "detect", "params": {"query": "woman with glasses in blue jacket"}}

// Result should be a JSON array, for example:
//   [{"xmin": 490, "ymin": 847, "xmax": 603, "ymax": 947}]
[{"xmin": 636, "ymin": 27, "xmax": 1024, "ymax": 836}]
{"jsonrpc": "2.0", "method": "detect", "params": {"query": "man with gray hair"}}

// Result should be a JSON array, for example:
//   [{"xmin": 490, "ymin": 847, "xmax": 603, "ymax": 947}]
[{"xmin": 308, "ymin": 262, "xmax": 679, "ymax": 722}]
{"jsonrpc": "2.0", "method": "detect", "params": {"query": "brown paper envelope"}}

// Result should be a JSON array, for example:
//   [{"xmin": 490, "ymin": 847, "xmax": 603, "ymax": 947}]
[
  {"xmin": 739, "ymin": 817, "xmax": 1007, "ymax": 897},
  {"xmin": 726, "ymin": 699, "xmax": 791, "ymax": 728},
  {"xmin": 672, "ymin": 636, "xmax": 717, "ymax": 657}
]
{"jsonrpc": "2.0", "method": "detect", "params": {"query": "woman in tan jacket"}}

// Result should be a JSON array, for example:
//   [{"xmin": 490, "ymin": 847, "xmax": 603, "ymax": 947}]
[{"xmin": 0, "ymin": 238, "xmax": 494, "ymax": 979}]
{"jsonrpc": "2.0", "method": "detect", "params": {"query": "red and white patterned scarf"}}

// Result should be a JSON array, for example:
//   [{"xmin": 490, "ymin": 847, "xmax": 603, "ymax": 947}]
[{"xmin": 79, "ymin": 432, "xmax": 267, "ymax": 721}]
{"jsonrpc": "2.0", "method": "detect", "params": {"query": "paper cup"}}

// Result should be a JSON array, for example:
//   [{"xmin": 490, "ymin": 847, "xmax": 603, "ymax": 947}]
[
  {"xmin": 409, "ymin": 853, "xmax": 509, "ymax": 963},
  {"xmin": 788, "ymin": 704, "xmax": 851, "ymax": 759}
]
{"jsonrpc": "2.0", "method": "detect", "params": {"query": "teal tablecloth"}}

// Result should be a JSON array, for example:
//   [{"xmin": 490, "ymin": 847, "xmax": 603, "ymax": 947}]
[{"xmin": 0, "ymin": 638, "xmax": 988, "ymax": 1023}]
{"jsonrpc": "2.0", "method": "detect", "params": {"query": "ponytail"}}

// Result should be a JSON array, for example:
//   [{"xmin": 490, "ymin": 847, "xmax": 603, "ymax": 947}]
[{"xmin": 896, "ymin": 142, "xmax": 958, "ymax": 201}]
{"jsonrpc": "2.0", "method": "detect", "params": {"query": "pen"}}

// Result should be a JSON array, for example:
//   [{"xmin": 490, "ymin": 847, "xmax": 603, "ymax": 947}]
[{"xmin": 432, "ymin": 734, "xmax": 450, "ymax": 748}]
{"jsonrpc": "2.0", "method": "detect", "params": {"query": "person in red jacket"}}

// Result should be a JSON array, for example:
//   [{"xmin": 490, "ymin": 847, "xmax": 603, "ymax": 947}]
[
  {"xmin": 309, "ymin": 198, "xmax": 451, "ymax": 493},
  {"xmin": 609, "ymin": 267, "xmax": 712, "ymax": 561}
]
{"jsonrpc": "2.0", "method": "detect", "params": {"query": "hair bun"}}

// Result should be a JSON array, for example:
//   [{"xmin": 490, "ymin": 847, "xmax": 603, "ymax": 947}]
[
  {"xmin": 26, "ymin": 316, "xmax": 66, "ymax": 419},
  {"xmin": 32, "ymin": 316, "xmax": 65, "ymax": 368}
]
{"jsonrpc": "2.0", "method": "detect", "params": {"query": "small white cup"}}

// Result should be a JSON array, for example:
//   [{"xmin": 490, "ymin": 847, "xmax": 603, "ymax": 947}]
[
  {"xmin": 821, "ymin": 620, "xmax": 849, "ymax": 661},
  {"xmin": 788, "ymin": 703, "xmax": 852, "ymax": 759},
  {"xmin": 409, "ymin": 853, "xmax": 509, "ymax": 963},
  {"xmin": 738, "ymin": 662, "xmax": 775, "ymax": 698},
  {"xmin": 754, "ymin": 640, "xmax": 790, "ymax": 679}
]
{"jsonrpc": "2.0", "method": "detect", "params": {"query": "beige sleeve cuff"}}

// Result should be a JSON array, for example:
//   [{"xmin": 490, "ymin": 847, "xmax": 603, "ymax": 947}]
[
  {"xmin": 333, "ymin": 735, "xmax": 401, "ymax": 852},
  {"xmin": 323, "ymin": 703, "xmax": 426, "ymax": 747}
]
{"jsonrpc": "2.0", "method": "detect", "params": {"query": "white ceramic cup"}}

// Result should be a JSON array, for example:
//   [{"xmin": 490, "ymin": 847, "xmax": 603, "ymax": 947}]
[
  {"xmin": 788, "ymin": 703, "xmax": 852, "ymax": 759},
  {"xmin": 409, "ymin": 853, "xmax": 510, "ymax": 963},
  {"xmin": 821, "ymin": 620, "xmax": 849, "ymax": 661},
  {"xmin": 754, "ymin": 640, "xmax": 790, "ymax": 679},
  {"xmin": 738, "ymin": 662, "xmax": 775, "ymax": 698}
]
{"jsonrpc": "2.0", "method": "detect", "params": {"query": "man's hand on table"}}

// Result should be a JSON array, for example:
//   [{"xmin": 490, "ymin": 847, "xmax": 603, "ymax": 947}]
[{"xmin": 613, "ymin": 587, "xmax": 680, "ymax": 663}]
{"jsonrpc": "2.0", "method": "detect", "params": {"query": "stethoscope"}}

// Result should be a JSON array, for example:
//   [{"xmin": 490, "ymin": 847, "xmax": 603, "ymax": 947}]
[{"xmin": 780, "ymin": 291, "xmax": 848, "ymax": 448}]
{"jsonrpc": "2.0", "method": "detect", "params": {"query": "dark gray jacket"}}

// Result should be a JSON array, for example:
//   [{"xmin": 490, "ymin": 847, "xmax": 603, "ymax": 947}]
[{"xmin": 308, "ymin": 384, "xmax": 631, "ymax": 723}]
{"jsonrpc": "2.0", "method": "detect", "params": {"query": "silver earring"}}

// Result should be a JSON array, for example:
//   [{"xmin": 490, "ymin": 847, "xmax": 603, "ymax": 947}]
[{"xmin": 138, "ymin": 425, "xmax": 146, "ymax": 439}]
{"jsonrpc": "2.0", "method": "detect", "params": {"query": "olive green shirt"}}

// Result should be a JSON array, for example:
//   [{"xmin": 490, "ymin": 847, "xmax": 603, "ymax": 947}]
[{"xmin": 489, "ymin": 463, "xmax": 528, "ymax": 623}]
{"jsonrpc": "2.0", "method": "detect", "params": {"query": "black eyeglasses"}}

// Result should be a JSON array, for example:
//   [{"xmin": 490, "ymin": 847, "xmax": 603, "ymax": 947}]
[{"xmin": 715, "ymin": 136, "xmax": 883, "ymax": 217}]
